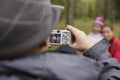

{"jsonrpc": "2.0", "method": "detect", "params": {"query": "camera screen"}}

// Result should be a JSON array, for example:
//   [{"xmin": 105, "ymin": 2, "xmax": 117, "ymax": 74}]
[{"xmin": 50, "ymin": 33, "xmax": 61, "ymax": 44}]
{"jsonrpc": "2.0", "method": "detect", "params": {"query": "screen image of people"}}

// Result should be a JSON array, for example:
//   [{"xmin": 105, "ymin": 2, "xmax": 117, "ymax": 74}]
[{"xmin": 50, "ymin": 33, "xmax": 61, "ymax": 43}]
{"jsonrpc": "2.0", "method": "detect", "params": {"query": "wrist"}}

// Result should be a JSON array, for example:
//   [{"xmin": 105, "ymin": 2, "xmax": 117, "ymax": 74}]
[{"xmin": 85, "ymin": 43, "xmax": 94, "ymax": 50}]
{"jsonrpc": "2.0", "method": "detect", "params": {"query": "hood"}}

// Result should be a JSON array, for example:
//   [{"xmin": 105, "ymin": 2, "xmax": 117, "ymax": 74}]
[{"xmin": 0, "ymin": 0, "xmax": 64, "ymax": 59}]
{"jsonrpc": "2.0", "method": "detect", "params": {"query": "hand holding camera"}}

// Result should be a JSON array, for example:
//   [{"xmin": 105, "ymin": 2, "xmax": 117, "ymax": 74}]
[
  {"xmin": 50, "ymin": 25, "xmax": 94, "ymax": 51},
  {"xmin": 66, "ymin": 25, "xmax": 94, "ymax": 51}
]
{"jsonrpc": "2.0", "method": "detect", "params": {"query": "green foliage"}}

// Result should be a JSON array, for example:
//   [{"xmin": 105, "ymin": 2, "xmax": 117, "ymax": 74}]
[
  {"xmin": 51, "ymin": 0, "xmax": 65, "ymax": 6},
  {"xmin": 114, "ymin": 0, "xmax": 120, "ymax": 20},
  {"xmin": 51, "ymin": 0, "xmax": 120, "ymax": 21}
]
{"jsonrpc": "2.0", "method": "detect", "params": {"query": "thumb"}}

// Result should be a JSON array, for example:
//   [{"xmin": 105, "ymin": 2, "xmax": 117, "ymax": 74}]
[{"xmin": 66, "ymin": 25, "xmax": 80, "ymax": 38}]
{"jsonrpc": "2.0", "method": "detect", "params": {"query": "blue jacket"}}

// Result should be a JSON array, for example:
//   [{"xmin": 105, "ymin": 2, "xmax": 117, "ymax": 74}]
[{"xmin": 0, "ymin": 40, "xmax": 120, "ymax": 80}]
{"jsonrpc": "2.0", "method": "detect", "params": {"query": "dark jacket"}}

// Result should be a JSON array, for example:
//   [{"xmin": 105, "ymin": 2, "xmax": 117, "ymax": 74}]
[{"xmin": 0, "ymin": 40, "xmax": 120, "ymax": 80}]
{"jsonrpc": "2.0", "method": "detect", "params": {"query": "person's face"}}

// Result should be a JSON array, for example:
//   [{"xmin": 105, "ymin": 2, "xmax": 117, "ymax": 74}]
[
  {"xmin": 102, "ymin": 27, "xmax": 114, "ymax": 41},
  {"xmin": 92, "ymin": 24, "xmax": 102, "ymax": 34}
]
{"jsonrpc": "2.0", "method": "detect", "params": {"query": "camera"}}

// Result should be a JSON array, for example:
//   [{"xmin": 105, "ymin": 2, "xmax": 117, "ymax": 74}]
[{"xmin": 50, "ymin": 30, "xmax": 71, "ymax": 45}]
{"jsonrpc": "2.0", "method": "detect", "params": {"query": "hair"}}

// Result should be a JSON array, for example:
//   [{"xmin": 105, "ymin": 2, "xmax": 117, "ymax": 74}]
[{"xmin": 103, "ymin": 24, "xmax": 114, "ymax": 31}]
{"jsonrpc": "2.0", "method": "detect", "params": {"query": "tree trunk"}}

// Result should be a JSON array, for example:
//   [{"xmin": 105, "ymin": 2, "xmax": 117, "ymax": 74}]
[{"xmin": 66, "ymin": 0, "xmax": 71, "ymax": 24}]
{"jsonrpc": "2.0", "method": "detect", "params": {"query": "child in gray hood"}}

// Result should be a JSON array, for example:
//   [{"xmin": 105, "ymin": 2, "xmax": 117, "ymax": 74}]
[{"xmin": 0, "ymin": 0, "xmax": 120, "ymax": 80}]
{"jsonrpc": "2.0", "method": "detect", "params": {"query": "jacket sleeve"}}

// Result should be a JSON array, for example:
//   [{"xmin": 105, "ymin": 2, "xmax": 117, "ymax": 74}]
[
  {"xmin": 84, "ymin": 39, "xmax": 120, "ymax": 80},
  {"xmin": 113, "ymin": 51, "xmax": 120, "ymax": 62}
]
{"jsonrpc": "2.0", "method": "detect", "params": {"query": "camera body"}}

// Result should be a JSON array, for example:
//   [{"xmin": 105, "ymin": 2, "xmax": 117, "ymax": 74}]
[{"xmin": 50, "ymin": 30, "xmax": 71, "ymax": 45}]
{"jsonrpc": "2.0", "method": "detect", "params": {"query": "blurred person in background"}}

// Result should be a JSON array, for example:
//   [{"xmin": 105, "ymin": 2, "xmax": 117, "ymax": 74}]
[
  {"xmin": 102, "ymin": 25, "xmax": 120, "ymax": 62},
  {"xmin": 0, "ymin": 0, "xmax": 120, "ymax": 80},
  {"xmin": 88, "ymin": 15, "xmax": 104, "ymax": 44}
]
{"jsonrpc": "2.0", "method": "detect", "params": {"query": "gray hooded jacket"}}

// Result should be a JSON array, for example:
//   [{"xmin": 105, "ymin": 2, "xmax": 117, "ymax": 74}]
[{"xmin": 0, "ymin": 40, "xmax": 120, "ymax": 80}]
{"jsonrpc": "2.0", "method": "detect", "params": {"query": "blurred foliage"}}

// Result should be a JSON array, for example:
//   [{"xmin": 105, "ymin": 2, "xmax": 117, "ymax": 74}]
[
  {"xmin": 114, "ymin": 0, "xmax": 120, "ymax": 20},
  {"xmin": 51, "ymin": 0, "xmax": 120, "ymax": 23}
]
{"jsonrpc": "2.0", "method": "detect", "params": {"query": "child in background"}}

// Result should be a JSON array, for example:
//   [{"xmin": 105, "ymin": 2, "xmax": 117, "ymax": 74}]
[
  {"xmin": 88, "ymin": 15, "xmax": 104, "ymax": 44},
  {"xmin": 102, "ymin": 25, "xmax": 120, "ymax": 62}
]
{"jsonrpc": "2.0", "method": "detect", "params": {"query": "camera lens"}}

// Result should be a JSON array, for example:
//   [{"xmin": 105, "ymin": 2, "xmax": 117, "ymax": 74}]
[{"xmin": 57, "ymin": 30, "xmax": 60, "ymax": 33}]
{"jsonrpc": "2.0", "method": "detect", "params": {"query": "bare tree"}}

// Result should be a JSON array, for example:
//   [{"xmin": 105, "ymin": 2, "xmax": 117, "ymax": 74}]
[{"xmin": 66, "ymin": 0, "xmax": 71, "ymax": 24}]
